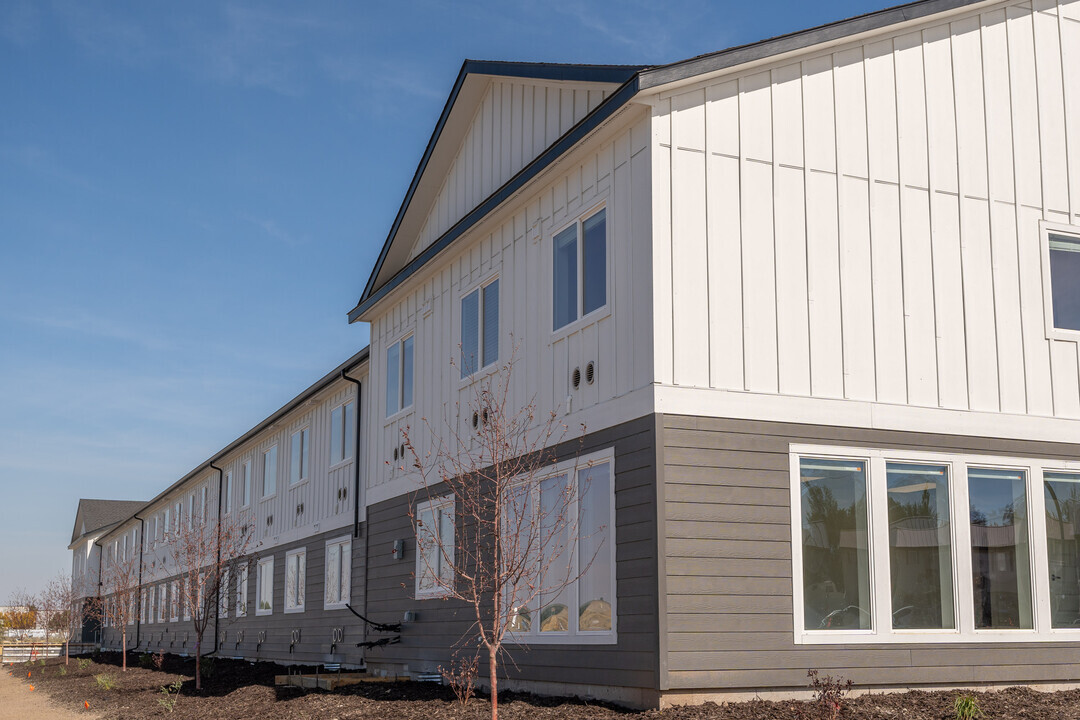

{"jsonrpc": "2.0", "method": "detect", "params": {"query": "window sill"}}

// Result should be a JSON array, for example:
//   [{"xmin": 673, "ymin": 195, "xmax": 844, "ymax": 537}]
[
  {"xmin": 255, "ymin": 609, "xmax": 272, "ymax": 617},
  {"xmin": 550, "ymin": 305, "xmax": 611, "ymax": 344},
  {"xmin": 457, "ymin": 361, "xmax": 502, "ymax": 390},
  {"xmin": 259, "ymin": 493, "xmax": 277, "ymax": 503},
  {"xmin": 508, "ymin": 631, "xmax": 617, "ymax": 646},
  {"xmin": 1046, "ymin": 326, "xmax": 1080, "ymax": 343},
  {"xmin": 284, "ymin": 606, "xmax": 305, "ymax": 614},
  {"xmin": 288, "ymin": 478, "xmax": 310, "ymax": 490},
  {"xmin": 415, "ymin": 588, "xmax": 453, "ymax": 600},
  {"xmin": 329, "ymin": 458, "xmax": 354, "ymax": 472},
  {"xmin": 383, "ymin": 405, "xmax": 415, "ymax": 427},
  {"xmin": 324, "ymin": 601, "xmax": 350, "ymax": 611}
]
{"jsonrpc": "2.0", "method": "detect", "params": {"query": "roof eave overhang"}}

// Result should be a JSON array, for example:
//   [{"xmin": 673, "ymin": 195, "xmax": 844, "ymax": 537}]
[{"xmin": 348, "ymin": 71, "xmax": 643, "ymax": 323}]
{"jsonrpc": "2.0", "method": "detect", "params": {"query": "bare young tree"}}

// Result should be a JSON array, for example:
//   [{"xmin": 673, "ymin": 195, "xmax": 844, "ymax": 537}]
[
  {"xmin": 41, "ymin": 573, "xmax": 80, "ymax": 664},
  {"xmin": 166, "ymin": 503, "xmax": 257, "ymax": 691},
  {"xmin": 403, "ymin": 352, "xmax": 605, "ymax": 720},
  {"xmin": 93, "ymin": 541, "xmax": 142, "ymax": 671},
  {"xmin": 2, "ymin": 588, "xmax": 40, "ymax": 641}
]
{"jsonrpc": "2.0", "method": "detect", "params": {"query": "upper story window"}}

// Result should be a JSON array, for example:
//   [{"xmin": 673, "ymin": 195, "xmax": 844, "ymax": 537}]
[
  {"xmin": 290, "ymin": 427, "xmax": 310, "ymax": 486},
  {"xmin": 262, "ymin": 446, "xmax": 278, "ymax": 498},
  {"xmin": 461, "ymin": 278, "xmax": 499, "ymax": 377},
  {"xmin": 240, "ymin": 460, "xmax": 251, "ymax": 508},
  {"xmin": 1046, "ymin": 226, "xmax": 1080, "ymax": 336},
  {"xmin": 330, "ymin": 401, "xmax": 356, "ymax": 465},
  {"xmin": 553, "ymin": 206, "xmax": 607, "ymax": 331},
  {"xmin": 223, "ymin": 471, "xmax": 232, "ymax": 515},
  {"xmin": 386, "ymin": 334, "xmax": 414, "ymax": 417}
]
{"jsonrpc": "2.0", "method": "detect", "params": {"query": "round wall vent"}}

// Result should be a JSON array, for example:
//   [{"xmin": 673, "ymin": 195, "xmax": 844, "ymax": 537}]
[
  {"xmin": 586, "ymin": 361, "xmax": 596, "ymax": 385},
  {"xmin": 572, "ymin": 367, "xmax": 581, "ymax": 389}
]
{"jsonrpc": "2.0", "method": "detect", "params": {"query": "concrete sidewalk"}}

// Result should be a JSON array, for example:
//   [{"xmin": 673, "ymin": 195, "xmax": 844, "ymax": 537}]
[{"xmin": 0, "ymin": 667, "xmax": 98, "ymax": 720}]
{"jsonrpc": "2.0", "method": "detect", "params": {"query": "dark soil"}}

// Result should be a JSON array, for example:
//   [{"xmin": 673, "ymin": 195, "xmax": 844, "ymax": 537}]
[{"xmin": 7, "ymin": 653, "xmax": 1080, "ymax": 719}]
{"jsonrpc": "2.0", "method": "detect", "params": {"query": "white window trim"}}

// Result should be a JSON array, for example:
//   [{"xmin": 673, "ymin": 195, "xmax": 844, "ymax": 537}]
[
  {"xmin": 261, "ymin": 446, "xmax": 278, "ymax": 500},
  {"xmin": 219, "ymin": 567, "xmax": 230, "ymax": 619},
  {"xmin": 384, "ymin": 331, "xmax": 415, "ymax": 422},
  {"xmin": 284, "ymin": 548, "xmax": 306, "ymax": 613},
  {"xmin": 236, "ymin": 566, "xmax": 249, "ymax": 618},
  {"xmin": 549, "ymin": 201, "xmax": 611, "ymax": 339},
  {"xmin": 1040, "ymin": 220, "xmax": 1080, "ymax": 342},
  {"xmin": 223, "ymin": 471, "xmax": 233, "ymax": 516},
  {"xmin": 169, "ymin": 581, "xmax": 179, "ymax": 623},
  {"xmin": 158, "ymin": 584, "xmax": 167, "ymax": 623},
  {"xmin": 329, "ymin": 401, "xmax": 356, "ymax": 469},
  {"xmin": 506, "ymin": 446, "xmax": 618, "ymax": 645},
  {"xmin": 289, "ymin": 426, "xmax": 311, "ymax": 487},
  {"xmin": 790, "ymin": 443, "xmax": 1080, "ymax": 645},
  {"xmin": 415, "ymin": 496, "xmax": 456, "ymax": 600},
  {"xmin": 324, "ymin": 535, "xmax": 352, "ymax": 610},
  {"xmin": 458, "ymin": 272, "xmax": 500, "ymax": 382},
  {"xmin": 256, "ymin": 556, "xmax": 274, "ymax": 616}
]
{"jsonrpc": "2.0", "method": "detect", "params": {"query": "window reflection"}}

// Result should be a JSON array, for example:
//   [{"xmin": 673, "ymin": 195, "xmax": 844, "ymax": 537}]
[
  {"xmin": 800, "ymin": 458, "xmax": 871, "ymax": 630},
  {"xmin": 969, "ymin": 468, "xmax": 1032, "ymax": 629},
  {"xmin": 887, "ymin": 463, "xmax": 954, "ymax": 629},
  {"xmin": 1045, "ymin": 472, "xmax": 1080, "ymax": 628}
]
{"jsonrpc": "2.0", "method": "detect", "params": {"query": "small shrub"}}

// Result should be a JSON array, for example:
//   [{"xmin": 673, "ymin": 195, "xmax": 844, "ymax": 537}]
[
  {"xmin": 58, "ymin": 665, "xmax": 67, "ymax": 676},
  {"xmin": 438, "ymin": 653, "xmax": 479, "ymax": 707},
  {"xmin": 152, "ymin": 651, "xmax": 165, "ymax": 670},
  {"xmin": 199, "ymin": 656, "xmax": 216, "ymax": 678},
  {"xmin": 94, "ymin": 673, "xmax": 116, "ymax": 691},
  {"xmin": 38, "ymin": 659, "xmax": 45, "ymax": 667},
  {"xmin": 138, "ymin": 653, "xmax": 153, "ymax": 669},
  {"xmin": 77, "ymin": 658, "xmax": 91, "ymax": 671},
  {"xmin": 158, "ymin": 677, "xmax": 183, "ymax": 713},
  {"xmin": 804, "ymin": 669, "xmax": 853, "ymax": 720},
  {"xmin": 955, "ymin": 693, "xmax": 984, "ymax": 720}
]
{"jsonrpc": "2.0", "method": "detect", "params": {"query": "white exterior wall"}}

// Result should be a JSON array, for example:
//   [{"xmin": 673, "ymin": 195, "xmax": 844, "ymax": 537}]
[
  {"xmin": 410, "ymin": 79, "xmax": 615, "ymax": 261},
  {"xmin": 367, "ymin": 110, "xmax": 654, "ymax": 504},
  {"xmin": 650, "ymin": 0, "xmax": 1080, "ymax": 438}
]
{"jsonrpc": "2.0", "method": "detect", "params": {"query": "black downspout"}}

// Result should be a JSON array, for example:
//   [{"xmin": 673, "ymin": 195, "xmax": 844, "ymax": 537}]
[
  {"xmin": 341, "ymin": 370, "xmax": 363, "ymax": 538},
  {"xmin": 133, "ymin": 514, "xmax": 145, "ymax": 650},
  {"xmin": 210, "ymin": 462, "xmax": 224, "ymax": 657}
]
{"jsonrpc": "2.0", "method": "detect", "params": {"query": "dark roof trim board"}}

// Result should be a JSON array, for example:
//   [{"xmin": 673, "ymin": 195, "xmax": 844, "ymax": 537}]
[
  {"xmin": 95, "ymin": 347, "xmax": 370, "ymax": 541},
  {"xmin": 354, "ymin": 60, "xmax": 643, "ymax": 314},
  {"xmin": 349, "ymin": 71, "xmax": 642, "ymax": 322},
  {"xmin": 637, "ymin": 0, "xmax": 989, "ymax": 90},
  {"xmin": 348, "ymin": 0, "xmax": 991, "ymax": 322}
]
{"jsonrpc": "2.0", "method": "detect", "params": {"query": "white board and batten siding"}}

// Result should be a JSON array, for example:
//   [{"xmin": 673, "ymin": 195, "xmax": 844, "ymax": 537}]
[
  {"xmin": 368, "ymin": 114, "xmax": 654, "ymax": 503},
  {"xmin": 651, "ymin": 0, "xmax": 1080, "ymax": 434},
  {"xmin": 409, "ymin": 79, "xmax": 616, "ymax": 263}
]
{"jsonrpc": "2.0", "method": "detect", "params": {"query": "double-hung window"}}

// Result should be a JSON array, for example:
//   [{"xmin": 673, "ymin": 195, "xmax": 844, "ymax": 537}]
[
  {"xmin": 385, "ymin": 335, "xmax": 415, "ymax": 417},
  {"xmin": 415, "ymin": 497, "xmax": 455, "ymax": 599},
  {"xmin": 553, "ymin": 206, "xmax": 607, "ymax": 331},
  {"xmin": 240, "ymin": 460, "xmax": 251, "ymax": 508},
  {"xmin": 169, "ymin": 581, "xmax": 179, "ymax": 622},
  {"xmin": 256, "ymin": 556, "xmax": 274, "ymax": 615},
  {"xmin": 330, "ymin": 401, "xmax": 356, "ymax": 465},
  {"xmin": 158, "ymin": 584, "xmax": 167, "ymax": 623},
  {"xmin": 146, "ymin": 587, "xmax": 154, "ymax": 624},
  {"xmin": 285, "ymin": 549, "xmax": 306, "ymax": 612},
  {"xmin": 236, "ymin": 566, "xmax": 249, "ymax": 618},
  {"xmin": 262, "ymin": 446, "xmax": 277, "ymax": 498},
  {"xmin": 791, "ymin": 445, "xmax": 1080, "ymax": 643},
  {"xmin": 325, "ymin": 537, "xmax": 351, "ymax": 609},
  {"xmin": 290, "ymin": 427, "xmax": 310, "ymax": 486},
  {"xmin": 461, "ymin": 278, "xmax": 499, "ymax": 377},
  {"xmin": 1044, "ymin": 225, "xmax": 1080, "ymax": 337},
  {"xmin": 505, "ymin": 449, "xmax": 616, "ymax": 643}
]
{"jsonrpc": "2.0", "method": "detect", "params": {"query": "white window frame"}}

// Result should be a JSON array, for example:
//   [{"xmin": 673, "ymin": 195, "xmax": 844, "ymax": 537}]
[
  {"xmin": 169, "ymin": 581, "xmax": 179, "ymax": 623},
  {"xmin": 284, "ymin": 548, "xmax": 306, "ymax": 613},
  {"xmin": 223, "ymin": 471, "xmax": 233, "ymax": 515},
  {"xmin": 289, "ymin": 426, "xmax": 310, "ymax": 487},
  {"xmin": 1040, "ymin": 220, "xmax": 1080, "ymax": 341},
  {"xmin": 147, "ymin": 586, "xmax": 156, "ymax": 624},
  {"xmin": 459, "ymin": 274, "xmax": 500, "ymax": 379},
  {"xmin": 187, "ymin": 493, "xmax": 195, "ymax": 530},
  {"xmin": 790, "ymin": 444, "xmax": 1080, "ymax": 644},
  {"xmin": 262, "ymin": 446, "xmax": 278, "ymax": 499},
  {"xmin": 550, "ymin": 202, "xmax": 609, "ymax": 335},
  {"xmin": 256, "ymin": 556, "xmax": 274, "ymax": 616},
  {"xmin": 505, "ymin": 447, "xmax": 618, "ymax": 645},
  {"xmin": 183, "ymin": 574, "xmax": 192, "ymax": 622},
  {"xmin": 236, "ymin": 565, "xmax": 249, "ymax": 618},
  {"xmin": 384, "ymin": 333, "xmax": 415, "ymax": 419},
  {"xmin": 329, "ymin": 401, "xmax": 356, "ymax": 467},
  {"xmin": 219, "ymin": 567, "xmax": 230, "ymax": 619},
  {"xmin": 415, "ymin": 496, "xmax": 456, "ymax": 600},
  {"xmin": 240, "ymin": 460, "xmax": 251, "ymax": 508},
  {"xmin": 324, "ymin": 536, "xmax": 352, "ymax": 610},
  {"xmin": 158, "ymin": 584, "xmax": 167, "ymax": 623}
]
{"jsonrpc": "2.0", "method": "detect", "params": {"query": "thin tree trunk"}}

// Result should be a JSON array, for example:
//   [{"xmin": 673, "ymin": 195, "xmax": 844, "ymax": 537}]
[
  {"xmin": 195, "ymin": 639, "xmax": 201, "ymax": 692},
  {"xmin": 65, "ymin": 640, "xmax": 69, "ymax": 666},
  {"xmin": 122, "ymin": 629, "xmax": 127, "ymax": 671},
  {"xmin": 489, "ymin": 646, "xmax": 498, "ymax": 720}
]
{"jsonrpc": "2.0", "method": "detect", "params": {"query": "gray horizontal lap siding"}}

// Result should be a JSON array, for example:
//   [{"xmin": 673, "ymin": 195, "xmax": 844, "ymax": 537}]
[
  {"xmin": 101, "ymin": 526, "xmax": 367, "ymax": 667},
  {"xmin": 661, "ymin": 413, "xmax": 1080, "ymax": 692},
  {"xmin": 363, "ymin": 415, "xmax": 660, "ymax": 691}
]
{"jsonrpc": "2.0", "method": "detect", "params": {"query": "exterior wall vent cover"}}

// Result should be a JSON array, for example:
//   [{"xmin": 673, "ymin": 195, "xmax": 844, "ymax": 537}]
[{"xmin": 572, "ymin": 367, "xmax": 581, "ymax": 389}]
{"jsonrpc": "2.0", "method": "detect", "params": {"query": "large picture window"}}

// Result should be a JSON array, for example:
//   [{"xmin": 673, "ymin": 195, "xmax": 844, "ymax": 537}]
[
  {"xmin": 385, "ymin": 335, "xmax": 414, "ymax": 417},
  {"xmin": 552, "ymin": 207, "xmax": 607, "ymax": 331},
  {"xmin": 791, "ymin": 446, "xmax": 1080, "ymax": 643},
  {"xmin": 506, "ymin": 449, "xmax": 616, "ymax": 644},
  {"xmin": 461, "ymin": 277, "xmax": 499, "ymax": 377}
]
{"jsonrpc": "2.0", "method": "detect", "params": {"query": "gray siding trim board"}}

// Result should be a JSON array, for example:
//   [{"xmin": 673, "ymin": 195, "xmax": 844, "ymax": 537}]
[{"xmin": 661, "ymin": 413, "xmax": 1080, "ymax": 692}]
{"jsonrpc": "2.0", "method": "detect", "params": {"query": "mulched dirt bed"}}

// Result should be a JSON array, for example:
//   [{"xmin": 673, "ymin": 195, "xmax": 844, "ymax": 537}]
[{"xmin": 6, "ymin": 652, "xmax": 1080, "ymax": 719}]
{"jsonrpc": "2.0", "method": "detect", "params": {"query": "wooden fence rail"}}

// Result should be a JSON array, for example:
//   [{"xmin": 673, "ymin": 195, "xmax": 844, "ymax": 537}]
[{"xmin": 0, "ymin": 643, "xmax": 97, "ymax": 663}]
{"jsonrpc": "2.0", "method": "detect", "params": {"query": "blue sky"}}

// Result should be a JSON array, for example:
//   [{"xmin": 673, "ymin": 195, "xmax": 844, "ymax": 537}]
[{"xmin": 0, "ymin": 0, "xmax": 887, "ymax": 602}]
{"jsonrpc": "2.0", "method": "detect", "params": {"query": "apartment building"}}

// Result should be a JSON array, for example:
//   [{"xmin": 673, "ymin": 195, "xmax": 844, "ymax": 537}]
[{"xmin": 79, "ymin": 0, "xmax": 1080, "ymax": 708}]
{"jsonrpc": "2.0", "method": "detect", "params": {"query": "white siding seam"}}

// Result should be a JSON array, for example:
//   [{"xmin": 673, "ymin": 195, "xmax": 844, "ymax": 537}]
[{"xmin": 921, "ymin": 29, "xmax": 944, "ymax": 409}]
